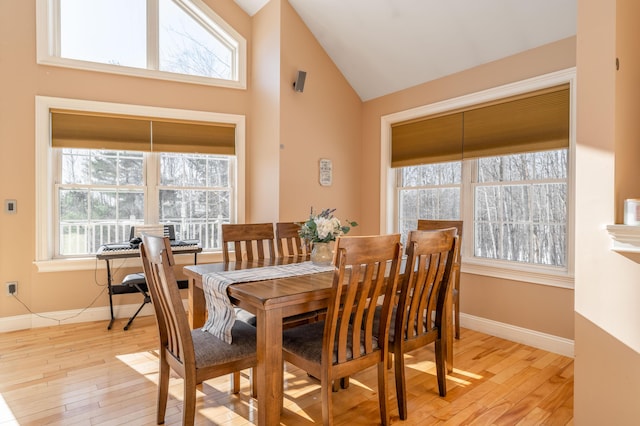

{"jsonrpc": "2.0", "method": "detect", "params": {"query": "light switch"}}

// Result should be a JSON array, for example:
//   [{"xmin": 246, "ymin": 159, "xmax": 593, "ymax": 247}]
[{"xmin": 5, "ymin": 199, "xmax": 16, "ymax": 214}]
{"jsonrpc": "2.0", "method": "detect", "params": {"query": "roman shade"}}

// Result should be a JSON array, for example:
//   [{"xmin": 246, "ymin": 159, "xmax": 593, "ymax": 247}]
[
  {"xmin": 151, "ymin": 119, "xmax": 235, "ymax": 155},
  {"xmin": 50, "ymin": 109, "xmax": 236, "ymax": 155},
  {"xmin": 391, "ymin": 84, "xmax": 570, "ymax": 167},
  {"xmin": 391, "ymin": 113, "xmax": 463, "ymax": 167}
]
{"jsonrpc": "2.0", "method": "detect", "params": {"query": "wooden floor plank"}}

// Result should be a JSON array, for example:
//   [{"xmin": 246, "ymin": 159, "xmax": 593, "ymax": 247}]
[{"xmin": 0, "ymin": 316, "xmax": 573, "ymax": 425}]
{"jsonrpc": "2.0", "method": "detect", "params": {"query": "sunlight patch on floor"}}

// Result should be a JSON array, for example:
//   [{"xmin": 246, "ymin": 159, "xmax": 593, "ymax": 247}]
[
  {"xmin": 403, "ymin": 356, "xmax": 484, "ymax": 387},
  {"xmin": 116, "ymin": 351, "xmax": 161, "ymax": 383},
  {"xmin": 451, "ymin": 368, "xmax": 483, "ymax": 380},
  {"xmin": 0, "ymin": 394, "xmax": 18, "ymax": 425}
]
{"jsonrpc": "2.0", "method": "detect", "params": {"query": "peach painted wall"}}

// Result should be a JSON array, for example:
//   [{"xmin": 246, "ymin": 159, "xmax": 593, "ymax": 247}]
[
  {"xmin": 247, "ymin": 0, "xmax": 281, "ymax": 223},
  {"xmin": 360, "ymin": 38, "xmax": 577, "ymax": 339},
  {"xmin": 278, "ymin": 1, "xmax": 362, "ymax": 224},
  {"xmin": 574, "ymin": 0, "xmax": 640, "ymax": 423},
  {"xmin": 0, "ymin": 0, "xmax": 252, "ymax": 318}
]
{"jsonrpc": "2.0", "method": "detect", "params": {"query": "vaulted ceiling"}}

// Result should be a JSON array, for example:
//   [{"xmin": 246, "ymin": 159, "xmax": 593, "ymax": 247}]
[{"xmin": 234, "ymin": 0, "xmax": 577, "ymax": 101}]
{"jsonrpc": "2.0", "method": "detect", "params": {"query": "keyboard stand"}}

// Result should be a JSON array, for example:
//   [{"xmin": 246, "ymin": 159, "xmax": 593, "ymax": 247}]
[{"xmin": 98, "ymin": 244, "xmax": 201, "ymax": 330}]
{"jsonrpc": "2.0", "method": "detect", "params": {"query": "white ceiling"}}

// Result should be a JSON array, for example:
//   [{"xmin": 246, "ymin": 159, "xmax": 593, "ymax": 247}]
[{"xmin": 234, "ymin": 0, "xmax": 577, "ymax": 101}]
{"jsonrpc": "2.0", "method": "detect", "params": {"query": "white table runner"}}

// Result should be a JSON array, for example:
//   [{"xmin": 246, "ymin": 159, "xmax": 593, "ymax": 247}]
[{"xmin": 202, "ymin": 261, "xmax": 334, "ymax": 343}]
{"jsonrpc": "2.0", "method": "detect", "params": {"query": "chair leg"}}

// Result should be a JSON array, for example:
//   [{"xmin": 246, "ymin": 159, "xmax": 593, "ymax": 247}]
[
  {"xmin": 231, "ymin": 372, "xmax": 241, "ymax": 393},
  {"xmin": 321, "ymin": 372, "xmax": 333, "ymax": 426},
  {"xmin": 340, "ymin": 376, "xmax": 349, "ymax": 389},
  {"xmin": 183, "ymin": 376, "xmax": 197, "ymax": 426},
  {"xmin": 250, "ymin": 367, "xmax": 257, "ymax": 398},
  {"xmin": 377, "ymin": 360, "xmax": 390, "ymax": 426},
  {"xmin": 157, "ymin": 355, "xmax": 170, "ymax": 425},
  {"xmin": 394, "ymin": 349, "xmax": 408, "ymax": 420},
  {"xmin": 435, "ymin": 338, "xmax": 447, "ymax": 397}
]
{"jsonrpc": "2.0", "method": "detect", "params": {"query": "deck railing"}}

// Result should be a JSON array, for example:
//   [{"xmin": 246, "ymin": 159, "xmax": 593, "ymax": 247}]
[{"xmin": 59, "ymin": 219, "xmax": 227, "ymax": 256}]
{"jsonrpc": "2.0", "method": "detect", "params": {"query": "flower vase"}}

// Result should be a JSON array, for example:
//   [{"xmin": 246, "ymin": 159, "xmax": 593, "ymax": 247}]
[{"xmin": 311, "ymin": 242, "xmax": 332, "ymax": 266}]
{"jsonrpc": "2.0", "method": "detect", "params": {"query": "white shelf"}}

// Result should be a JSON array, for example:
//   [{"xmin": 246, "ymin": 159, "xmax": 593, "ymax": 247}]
[{"xmin": 606, "ymin": 224, "xmax": 640, "ymax": 252}]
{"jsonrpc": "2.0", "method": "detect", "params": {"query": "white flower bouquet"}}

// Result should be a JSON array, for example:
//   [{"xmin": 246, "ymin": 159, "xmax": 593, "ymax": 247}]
[{"xmin": 298, "ymin": 208, "xmax": 358, "ymax": 243}]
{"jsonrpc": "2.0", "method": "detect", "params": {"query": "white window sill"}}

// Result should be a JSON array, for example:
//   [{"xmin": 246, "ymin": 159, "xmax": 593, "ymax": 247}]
[
  {"xmin": 461, "ymin": 258, "xmax": 574, "ymax": 289},
  {"xmin": 606, "ymin": 224, "xmax": 640, "ymax": 253},
  {"xmin": 34, "ymin": 251, "xmax": 223, "ymax": 273}
]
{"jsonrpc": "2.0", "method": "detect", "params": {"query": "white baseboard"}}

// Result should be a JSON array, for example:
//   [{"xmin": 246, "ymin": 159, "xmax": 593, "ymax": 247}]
[
  {"xmin": 460, "ymin": 313, "xmax": 574, "ymax": 358},
  {"xmin": 0, "ymin": 302, "xmax": 156, "ymax": 332}
]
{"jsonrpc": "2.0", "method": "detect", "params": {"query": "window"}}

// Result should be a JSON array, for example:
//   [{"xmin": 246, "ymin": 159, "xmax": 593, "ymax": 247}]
[
  {"xmin": 474, "ymin": 150, "xmax": 567, "ymax": 266},
  {"xmin": 57, "ymin": 149, "xmax": 145, "ymax": 256},
  {"xmin": 397, "ymin": 161, "xmax": 461, "ymax": 238},
  {"xmin": 383, "ymin": 69, "xmax": 575, "ymax": 287},
  {"xmin": 37, "ymin": 0, "xmax": 247, "ymax": 89},
  {"xmin": 398, "ymin": 149, "xmax": 567, "ymax": 268},
  {"xmin": 36, "ymin": 97, "xmax": 245, "ymax": 269},
  {"xmin": 57, "ymin": 149, "xmax": 232, "ymax": 257}
]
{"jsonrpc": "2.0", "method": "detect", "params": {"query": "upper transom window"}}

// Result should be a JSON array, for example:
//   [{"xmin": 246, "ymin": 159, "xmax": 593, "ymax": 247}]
[{"xmin": 37, "ymin": 0, "xmax": 247, "ymax": 89}]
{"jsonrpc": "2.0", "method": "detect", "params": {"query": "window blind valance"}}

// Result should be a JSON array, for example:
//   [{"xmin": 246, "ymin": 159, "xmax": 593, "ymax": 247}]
[
  {"xmin": 391, "ymin": 84, "xmax": 570, "ymax": 168},
  {"xmin": 50, "ymin": 110, "xmax": 236, "ymax": 155}
]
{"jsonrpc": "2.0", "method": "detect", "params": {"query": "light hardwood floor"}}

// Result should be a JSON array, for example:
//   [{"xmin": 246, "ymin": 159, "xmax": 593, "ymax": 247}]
[{"xmin": 0, "ymin": 316, "xmax": 573, "ymax": 425}]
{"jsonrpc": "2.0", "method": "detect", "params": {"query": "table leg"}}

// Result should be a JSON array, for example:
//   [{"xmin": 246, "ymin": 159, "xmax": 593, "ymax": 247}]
[
  {"xmin": 256, "ymin": 307, "xmax": 284, "ymax": 425},
  {"xmin": 188, "ymin": 278, "xmax": 206, "ymax": 329}
]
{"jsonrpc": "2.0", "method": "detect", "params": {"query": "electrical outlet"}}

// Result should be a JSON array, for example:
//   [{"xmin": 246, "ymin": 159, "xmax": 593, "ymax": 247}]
[{"xmin": 6, "ymin": 282, "xmax": 17, "ymax": 296}]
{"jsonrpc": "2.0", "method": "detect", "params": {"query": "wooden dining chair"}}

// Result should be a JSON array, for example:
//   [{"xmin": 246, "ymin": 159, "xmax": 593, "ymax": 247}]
[
  {"xmin": 282, "ymin": 234, "xmax": 403, "ymax": 426},
  {"xmin": 139, "ymin": 234, "xmax": 257, "ymax": 425},
  {"xmin": 416, "ymin": 219, "xmax": 463, "ymax": 340},
  {"xmin": 387, "ymin": 228, "xmax": 459, "ymax": 420},
  {"xmin": 221, "ymin": 222, "xmax": 275, "ymax": 262},
  {"xmin": 275, "ymin": 221, "xmax": 308, "ymax": 257}
]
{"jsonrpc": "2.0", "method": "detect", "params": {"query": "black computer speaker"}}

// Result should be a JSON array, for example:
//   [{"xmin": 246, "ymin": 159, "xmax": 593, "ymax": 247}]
[{"xmin": 293, "ymin": 70, "xmax": 306, "ymax": 92}]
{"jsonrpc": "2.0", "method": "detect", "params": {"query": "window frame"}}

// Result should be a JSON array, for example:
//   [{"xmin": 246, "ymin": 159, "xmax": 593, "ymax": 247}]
[
  {"xmin": 380, "ymin": 68, "xmax": 576, "ymax": 288},
  {"xmin": 36, "ymin": 0, "xmax": 247, "ymax": 90},
  {"xmin": 35, "ymin": 96, "xmax": 245, "ymax": 272}
]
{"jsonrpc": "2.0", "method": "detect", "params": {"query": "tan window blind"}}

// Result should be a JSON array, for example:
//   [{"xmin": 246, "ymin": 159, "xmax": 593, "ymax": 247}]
[
  {"xmin": 391, "ymin": 113, "xmax": 463, "ymax": 167},
  {"xmin": 390, "ymin": 84, "xmax": 569, "ymax": 167},
  {"xmin": 462, "ymin": 86, "xmax": 569, "ymax": 159},
  {"xmin": 51, "ymin": 110, "xmax": 236, "ymax": 155},
  {"xmin": 51, "ymin": 110, "xmax": 151, "ymax": 151},
  {"xmin": 151, "ymin": 119, "xmax": 235, "ymax": 155}
]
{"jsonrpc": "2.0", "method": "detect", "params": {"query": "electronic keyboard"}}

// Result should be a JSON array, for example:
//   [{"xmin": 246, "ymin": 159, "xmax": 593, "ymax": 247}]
[{"xmin": 96, "ymin": 240, "xmax": 201, "ymax": 259}]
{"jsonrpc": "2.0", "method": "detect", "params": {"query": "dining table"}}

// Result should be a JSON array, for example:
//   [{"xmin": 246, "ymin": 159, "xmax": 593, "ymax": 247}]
[
  {"xmin": 183, "ymin": 255, "xmax": 334, "ymax": 426},
  {"xmin": 183, "ymin": 254, "xmax": 454, "ymax": 425}
]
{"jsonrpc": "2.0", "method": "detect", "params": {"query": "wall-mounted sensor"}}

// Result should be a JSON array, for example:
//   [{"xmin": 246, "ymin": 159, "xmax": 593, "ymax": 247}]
[
  {"xmin": 293, "ymin": 70, "xmax": 307, "ymax": 92},
  {"xmin": 5, "ymin": 199, "xmax": 16, "ymax": 214}
]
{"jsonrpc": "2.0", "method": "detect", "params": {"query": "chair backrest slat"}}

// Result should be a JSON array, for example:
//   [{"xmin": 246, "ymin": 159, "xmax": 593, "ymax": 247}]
[{"xmin": 221, "ymin": 223, "xmax": 275, "ymax": 262}]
